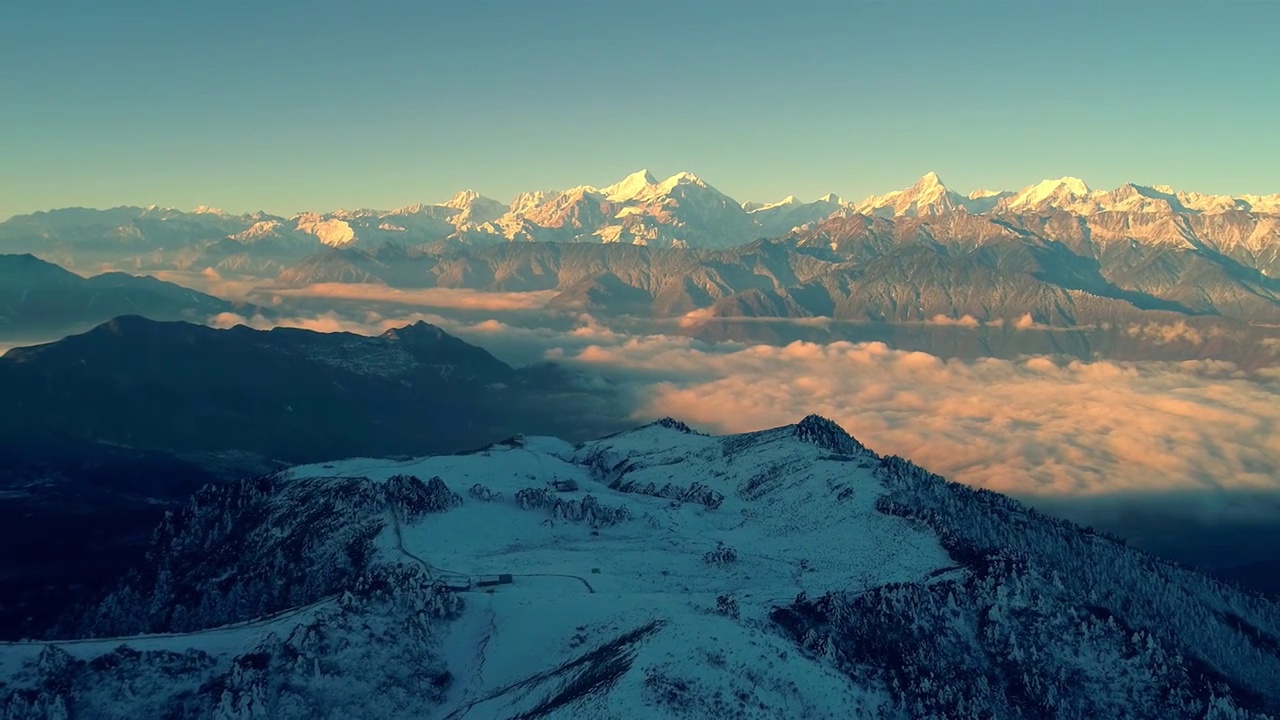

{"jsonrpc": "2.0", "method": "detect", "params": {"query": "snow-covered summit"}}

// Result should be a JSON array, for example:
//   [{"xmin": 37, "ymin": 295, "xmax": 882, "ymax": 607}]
[
  {"xmin": 441, "ymin": 189, "xmax": 483, "ymax": 209},
  {"xmin": 1000, "ymin": 176, "xmax": 1094, "ymax": 213},
  {"xmin": 854, "ymin": 171, "xmax": 964, "ymax": 217},
  {"xmin": 601, "ymin": 169, "xmax": 659, "ymax": 201}
]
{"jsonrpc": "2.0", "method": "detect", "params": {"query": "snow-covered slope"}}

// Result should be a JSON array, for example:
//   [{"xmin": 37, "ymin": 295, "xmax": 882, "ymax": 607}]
[{"xmin": 3, "ymin": 416, "xmax": 1277, "ymax": 718}]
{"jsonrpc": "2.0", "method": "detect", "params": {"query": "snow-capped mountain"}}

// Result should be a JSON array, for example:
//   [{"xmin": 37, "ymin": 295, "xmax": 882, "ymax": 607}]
[
  {"xmin": 748, "ymin": 192, "xmax": 846, "ymax": 237},
  {"xmin": 853, "ymin": 173, "xmax": 1280, "ymax": 219},
  {"xmin": 998, "ymin": 176, "xmax": 1094, "ymax": 213},
  {"xmin": 853, "ymin": 171, "xmax": 968, "ymax": 217},
  {"xmin": 483, "ymin": 170, "xmax": 759, "ymax": 249},
  {"xmin": 4, "ymin": 171, "xmax": 1279, "ymax": 273},
  {"xmin": 3, "ymin": 416, "xmax": 1277, "ymax": 718},
  {"xmin": 600, "ymin": 168, "xmax": 660, "ymax": 201}
]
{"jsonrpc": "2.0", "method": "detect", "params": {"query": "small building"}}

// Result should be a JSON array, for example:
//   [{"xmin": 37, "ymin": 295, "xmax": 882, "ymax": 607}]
[
  {"xmin": 551, "ymin": 479, "xmax": 579, "ymax": 492},
  {"xmin": 475, "ymin": 574, "xmax": 514, "ymax": 588}
]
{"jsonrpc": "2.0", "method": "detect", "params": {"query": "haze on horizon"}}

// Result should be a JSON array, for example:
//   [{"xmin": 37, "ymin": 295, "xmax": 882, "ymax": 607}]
[{"xmin": 3, "ymin": 0, "xmax": 1278, "ymax": 219}]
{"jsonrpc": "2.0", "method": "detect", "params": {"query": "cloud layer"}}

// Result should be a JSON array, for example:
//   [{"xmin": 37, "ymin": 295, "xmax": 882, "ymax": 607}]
[
  {"xmin": 197, "ymin": 306, "xmax": 1280, "ymax": 509},
  {"xmin": 557, "ymin": 337, "xmax": 1280, "ymax": 504},
  {"xmin": 263, "ymin": 284, "xmax": 560, "ymax": 311}
]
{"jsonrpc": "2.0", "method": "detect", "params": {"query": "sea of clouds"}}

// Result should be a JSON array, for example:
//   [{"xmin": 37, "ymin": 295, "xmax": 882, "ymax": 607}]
[{"xmin": 205, "ymin": 287, "xmax": 1280, "ymax": 520}]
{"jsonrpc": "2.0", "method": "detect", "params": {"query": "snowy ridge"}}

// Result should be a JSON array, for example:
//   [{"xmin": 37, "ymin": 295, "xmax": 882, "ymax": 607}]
[{"xmin": 2, "ymin": 418, "xmax": 1278, "ymax": 718}]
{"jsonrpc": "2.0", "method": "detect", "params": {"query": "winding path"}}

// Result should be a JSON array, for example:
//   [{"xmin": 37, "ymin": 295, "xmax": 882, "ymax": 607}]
[{"xmin": 0, "ymin": 596, "xmax": 336, "ymax": 649}]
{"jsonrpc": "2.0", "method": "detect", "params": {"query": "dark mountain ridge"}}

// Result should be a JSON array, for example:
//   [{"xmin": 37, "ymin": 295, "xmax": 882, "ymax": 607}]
[
  {"xmin": 0, "ymin": 253, "xmax": 250, "ymax": 341},
  {"xmin": 0, "ymin": 315, "xmax": 605, "ymax": 461}
]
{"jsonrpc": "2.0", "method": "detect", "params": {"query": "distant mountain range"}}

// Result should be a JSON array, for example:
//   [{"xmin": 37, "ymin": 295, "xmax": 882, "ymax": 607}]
[
  {"xmin": 0, "ymin": 317, "xmax": 624, "ymax": 638},
  {"xmin": 0, "ymin": 253, "xmax": 252, "ymax": 341},
  {"xmin": 3, "ymin": 170, "xmax": 1277, "ymax": 266},
  {"xmin": 4, "ymin": 171, "xmax": 1279, "ymax": 366}
]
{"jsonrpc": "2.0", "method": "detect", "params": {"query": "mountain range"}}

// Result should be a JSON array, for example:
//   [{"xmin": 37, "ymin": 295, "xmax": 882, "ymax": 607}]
[
  {"xmin": 0, "ymin": 317, "xmax": 625, "ymax": 640},
  {"xmin": 257, "ymin": 236, "xmax": 1280, "ymax": 369},
  {"xmin": 4, "ymin": 170, "xmax": 1277, "ymax": 267},
  {"xmin": 4, "ymin": 171, "xmax": 1278, "ymax": 365},
  {"xmin": 3, "ymin": 417, "xmax": 1277, "ymax": 717}
]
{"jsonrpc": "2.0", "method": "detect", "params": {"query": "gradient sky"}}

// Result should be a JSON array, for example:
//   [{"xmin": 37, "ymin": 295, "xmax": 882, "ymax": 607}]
[{"xmin": 2, "ymin": 0, "xmax": 1277, "ymax": 219}]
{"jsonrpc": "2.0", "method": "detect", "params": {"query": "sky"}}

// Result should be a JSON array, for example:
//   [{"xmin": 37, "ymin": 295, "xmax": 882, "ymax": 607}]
[{"xmin": 2, "ymin": 0, "xmax": 1277, "ymax": 219}]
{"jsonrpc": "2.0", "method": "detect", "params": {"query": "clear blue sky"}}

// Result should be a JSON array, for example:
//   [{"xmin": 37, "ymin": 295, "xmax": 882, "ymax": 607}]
[{"xmin": 2, "ymin": 0, "xmax": 1277, "ymax": 219}]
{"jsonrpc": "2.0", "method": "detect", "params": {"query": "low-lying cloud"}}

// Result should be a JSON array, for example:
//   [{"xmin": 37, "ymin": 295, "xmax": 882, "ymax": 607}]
[
  {"xmin": 147, "ymin": 270, "xmax": 263, "ymax": 302},
  {"xmin": 1126, "ymin": 320, "xmax": 1224, "ymax": 346},
  {"xmin": 558, "ymin": 337, "xmax": 1280, "ymax": 506},
  {"xmin": 199, "ymin": 307, "xmax": 1280, "ymax": 513},
  {"xmin": 263, "ymin": 284, "xmax": 560, "ymax": 312},
  {"xmin": 928, "ymin": 314, "xmax": 982, "ymax": 328},
  {"xmin": 209, "ymin": 310, "xmax": 450, "ymax": 336}
]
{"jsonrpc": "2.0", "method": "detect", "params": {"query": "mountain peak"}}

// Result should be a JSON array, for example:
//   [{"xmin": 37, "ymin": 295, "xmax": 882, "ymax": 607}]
[
  {"xmin": 380, "ymin": 320, "xmax": 447, "ymax": 342},
  {"xmin": 1051, "ymin": 176, "xmax": 1090, "ymax": 194},
  {"xmin": 95, "ymin": 314, "xmax": 171, "ymax": 336},
  {"xmin": 750, "ymin": 195, "xmax": 806, "ymax": 213},
  {"xmin": 652, "ymin": 171, "xmax": 715, "ymax": 198},
  {"xmin": 667, "ymin": 171, "xmax": 701, "ymax": 183},
  {"xmin": 915, "ymin": 171, "xmax": 945, "ymax": 188},
  {"xmin": 602, "ymin": 170, "xmax": 659, "ymax": 201},
  {"xmin": 442, "ymin": 189, "xmax": 483, "ymax": 209},
  {"xmin": 1005, "ymin": 176, "xmax": 1094, "ymax": 210},
  {"xmin": 647, "ymin": 417, "xmax": 701, "ymax": 434},
  {"xmin": 794, "ymin": 414, "xmax": 867, "ymax": 455},
  {"xmin": 854, "ymin": 172, "xmax": 958, "ymax": 216}
]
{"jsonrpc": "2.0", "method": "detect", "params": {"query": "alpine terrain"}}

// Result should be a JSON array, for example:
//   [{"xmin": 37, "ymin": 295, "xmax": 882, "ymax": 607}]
[
  {"xmin": 0, "ymin": 317, "xmax": 623, "ymax": 640},
  {"xmin": 3, "ymin": 417, "xmax": 1276, "ymax": 718}
]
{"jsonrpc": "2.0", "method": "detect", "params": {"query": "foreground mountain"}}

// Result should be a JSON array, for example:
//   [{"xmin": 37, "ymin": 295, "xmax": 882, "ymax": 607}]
[
  {"xmin": 0, "ymin": 317, "xmax": 623, "ymax": 640},
  {"xmin": 0, "ymin": 253, "xmax": 250, "ymax": 341},
  {"xmin": 3, "ymin": 417, "xmax": 1276, "ymax": 717}
]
